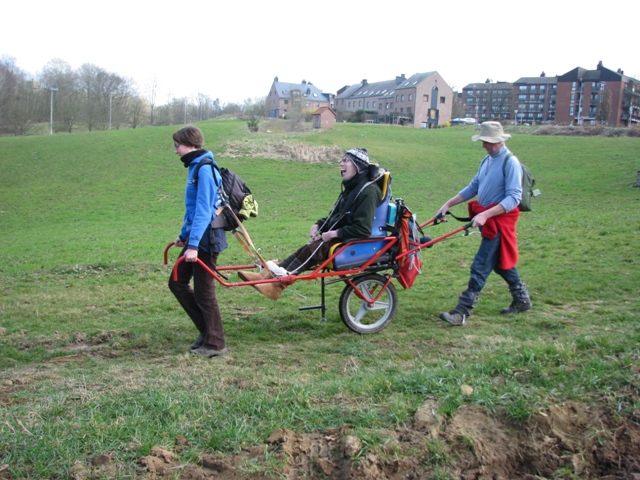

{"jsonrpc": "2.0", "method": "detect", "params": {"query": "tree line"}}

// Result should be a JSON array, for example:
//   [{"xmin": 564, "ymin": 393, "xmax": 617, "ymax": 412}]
[{"xmin": 0, "ymin": 56, "xmax": 265, "ymax": 135}]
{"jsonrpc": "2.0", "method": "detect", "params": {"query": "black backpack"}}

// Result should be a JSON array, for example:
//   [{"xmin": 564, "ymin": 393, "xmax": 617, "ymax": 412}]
[{"xmin": 193, "ymin": 159, "xmax": 257, "ymax": 231}]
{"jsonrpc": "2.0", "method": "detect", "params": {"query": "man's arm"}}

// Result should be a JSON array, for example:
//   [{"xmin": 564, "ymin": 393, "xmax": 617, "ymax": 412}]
[{"xmin": 436, "ymin": 193, "xmax": 465, "ymax": 219}]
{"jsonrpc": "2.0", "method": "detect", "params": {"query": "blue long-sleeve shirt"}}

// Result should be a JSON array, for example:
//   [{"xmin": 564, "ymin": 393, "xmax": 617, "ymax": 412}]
[
  {"xmin": 458, "ymin": 145, "xmax": 523, "ymax": 212},
  {"xmin": 180, "ymin": 151, "xmax": 226, "ymax": 252}
]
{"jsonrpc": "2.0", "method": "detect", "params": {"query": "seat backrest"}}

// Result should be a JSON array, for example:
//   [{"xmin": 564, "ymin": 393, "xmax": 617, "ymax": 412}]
[{"xmin": 370, "ymin": 170, "xmax": 392, "ymax": 237}]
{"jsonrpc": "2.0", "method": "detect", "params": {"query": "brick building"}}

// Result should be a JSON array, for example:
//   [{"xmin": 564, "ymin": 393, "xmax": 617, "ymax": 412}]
[
  {"xmin": 266, "ymin": 78, "xmax": 332, "ymax": 119},
  {"xmin": 312, "ymin": 106, "xmax": 336, "ymax": 129},
  {"xmin": 462, "ymin": 62, "xmax": 640, "ymax": 127},
  {"xmin": 555, "ymin": 62, "xmax": 639, "ymax": 126},
  {"xmin": 334, "ymin": 72, "xmax": 453, "ymax": 128}
]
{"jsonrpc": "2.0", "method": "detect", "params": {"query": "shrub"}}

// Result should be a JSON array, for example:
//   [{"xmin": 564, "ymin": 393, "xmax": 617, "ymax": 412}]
[{"xmin": 247, "ymin": 116, "xmax": 259, "ymax": 133}]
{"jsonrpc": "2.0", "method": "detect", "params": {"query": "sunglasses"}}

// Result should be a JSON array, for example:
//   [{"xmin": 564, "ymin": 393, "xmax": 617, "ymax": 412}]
[{"xmin": 174, "ymin": 142, "xmax": 181, "ymax": 148}]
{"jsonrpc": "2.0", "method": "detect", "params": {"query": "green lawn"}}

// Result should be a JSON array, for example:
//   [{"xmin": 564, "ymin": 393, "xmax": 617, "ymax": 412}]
[{"xmin": 1, "ymin": 120, "xmax": 639, "ymax": 479}]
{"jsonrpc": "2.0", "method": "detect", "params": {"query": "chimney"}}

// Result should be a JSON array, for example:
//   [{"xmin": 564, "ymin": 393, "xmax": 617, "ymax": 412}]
[
  {"xmin": 395, "ymin": 74, "xmax": 406, "ymax": 85},
  {"xmin": 274, "ymin": 76, "xmax": 278, "ymax": 82},
  {"xmin": 362, "ymin": 79, "xmax": 368, "ymax": 86},
  {"xmin": 540, "ymin": 71, "xmax": 546, "ymax": 77}
]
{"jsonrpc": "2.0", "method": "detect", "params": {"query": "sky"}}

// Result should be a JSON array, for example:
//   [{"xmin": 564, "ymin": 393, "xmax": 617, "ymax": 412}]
[{"xmin": 2, "ymin": 0, "xmax": 637, "ymax": 106}]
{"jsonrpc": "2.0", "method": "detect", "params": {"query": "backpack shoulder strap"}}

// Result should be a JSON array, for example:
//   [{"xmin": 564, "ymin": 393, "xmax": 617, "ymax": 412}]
[
  {"xmin": 193, "ymin": 158, "xmax": 221, "ymax": 187},
  {"xmin": 501, "ymin": 152, "xmax": 514, "ymax": 177}
]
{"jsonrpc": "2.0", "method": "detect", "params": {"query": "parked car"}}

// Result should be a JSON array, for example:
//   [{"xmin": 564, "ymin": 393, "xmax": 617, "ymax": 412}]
[{"xmin": 451, "ymin": 117, "xmax": 477, "ymax": 125}]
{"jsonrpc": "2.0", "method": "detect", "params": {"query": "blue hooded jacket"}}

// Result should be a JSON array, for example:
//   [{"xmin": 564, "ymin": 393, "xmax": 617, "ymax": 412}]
[{"xmin": 180, "ymin": 150, "xmax": 227, "ymax": 252}]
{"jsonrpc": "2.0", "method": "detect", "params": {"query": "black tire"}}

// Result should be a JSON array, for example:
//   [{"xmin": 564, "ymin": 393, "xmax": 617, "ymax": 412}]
[{"xmin": 338, "ymin": 273, "xmax": 398, "ymax": 334}]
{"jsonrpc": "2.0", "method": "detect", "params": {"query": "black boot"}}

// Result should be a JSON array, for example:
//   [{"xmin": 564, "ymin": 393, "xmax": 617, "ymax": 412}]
[
  {"xmin": 439, "ymin": 289, "xmax": 478, "ymax": 326},
  {"xmin": 501, "ymin": 281, "xmax": 532, "ymax": 314}
]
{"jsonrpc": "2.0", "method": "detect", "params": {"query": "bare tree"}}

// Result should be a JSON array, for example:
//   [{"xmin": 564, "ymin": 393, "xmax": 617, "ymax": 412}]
[
  {"xmin": 243, "ymin": 96, "xmax": 266, "ymax": 117},
  {"xmin": 0, "ymin": 56, "xmax": 32, "ymax": 134},
  {"xmin": 40, "ymin": 59, "xmax": 81, "ymax": 133},
  {"xmin": 77, "ymin": 63, "xmax": 102, "ymax": 131},
  {"xmin": 146, "ymin": 76, "xmax": 158, "ymax": 125},
  {"xmin": 128, "ymin": 96, "xmax": 148, "ymax": 129},
  {"xmin": 596, "ymin": 90, "xmax": 611, "ymax": 124}
]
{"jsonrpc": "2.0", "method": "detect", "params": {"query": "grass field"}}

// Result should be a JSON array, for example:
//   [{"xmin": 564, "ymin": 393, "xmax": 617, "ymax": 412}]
[{"xmin": 1, "ymin": 120, "xmax": 639, "ymax": 479}]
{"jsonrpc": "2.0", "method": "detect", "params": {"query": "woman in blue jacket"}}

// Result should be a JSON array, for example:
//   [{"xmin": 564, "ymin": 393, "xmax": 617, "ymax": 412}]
[{"xmin": 169, "ymin": 125, "xmax": 228, "ymax": 357}]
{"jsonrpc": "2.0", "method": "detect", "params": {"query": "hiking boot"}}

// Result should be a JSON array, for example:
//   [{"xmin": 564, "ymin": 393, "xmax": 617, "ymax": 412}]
[
  {"xmin": 191, "ymin": 346, "xmax": 228, "ymax": 358},
  {"xmin": 439, "ymin": 310, "xmax": 468, "ymax": 326},
  {"xmin": 190, "ymin": 332, "xmax": 205, "ymax": 350},
  {"xmin": 501, "ymin": 281, "xmax": 532, "ymax": 314},
  {"xmin": 500, "ymin": 299, "xmax": 532, "ymax": 314},
  {"xmin": 238, "ymin": 269, "xmax": 285, "ymax": 301}
]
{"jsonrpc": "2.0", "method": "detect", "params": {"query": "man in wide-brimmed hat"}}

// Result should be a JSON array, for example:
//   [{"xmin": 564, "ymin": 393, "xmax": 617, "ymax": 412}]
[{"xmin": 434, "ymin": 121, "xmax": 532, "ymax": 326}]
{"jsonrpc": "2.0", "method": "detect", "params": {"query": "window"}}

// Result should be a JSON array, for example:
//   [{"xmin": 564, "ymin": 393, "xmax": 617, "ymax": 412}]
[
  {"xmin": 440, "ymin": 96, "xmax": 446, "ymax": 104},
  {"xmin": 373, "ymin": 101, "xmax": 376, "ymax": 108},
  {"xmin": 407, "ymin": 107, "xmax": 412, "ymax": 114},
  {"xmin": 284, "ymin": 100, "xmax": 289, "ymax": 104},
  {"xmin": 401, "ymin": 95, "xmax": 405, "ymax": 102},
  {"xmin": 396, "ymin": 95, "xmax": 399, "ymax": 102},
  {"xmin": 409, "ymin": 94, "xmax": 413, "ymax": 101},
  {"xmin": 423, "ymin": 94, "xmax": 429, "ymax": 102}
]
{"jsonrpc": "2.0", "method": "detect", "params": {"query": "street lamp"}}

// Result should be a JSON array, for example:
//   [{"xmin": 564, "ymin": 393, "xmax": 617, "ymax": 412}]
[
  {"xmin": 514, "ymin": 109, "xmax": 518, "ymax": 125},
  {"xmin": 49, "ymin": 87, "xmax": 58, "ymax": 135}
]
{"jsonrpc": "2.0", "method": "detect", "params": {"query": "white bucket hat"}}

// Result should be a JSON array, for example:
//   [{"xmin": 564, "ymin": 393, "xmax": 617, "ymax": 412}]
[{"xmin": 472, "ymin": 121, "xmax": 511, "ymax": 143}]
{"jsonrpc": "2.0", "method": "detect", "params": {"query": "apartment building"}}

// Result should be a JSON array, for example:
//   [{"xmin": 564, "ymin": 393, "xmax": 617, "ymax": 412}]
[
  {"xmin": 512, "ymin": 75, "xmax": 558, "ymax": 124},
  {"xmin": 334, "ymin": 72, "xmax": 453, "ymax": 128},
  {"xmin": 463, "ymin": 63, "xmax": 639, "ymax": 126},
  {"xmin": 555, "ymin": 62, "xmax": 639, "ymax": 127},
  {"xmin": 462, "ymin": 81, "xmax": 515, "ymax": 122}
]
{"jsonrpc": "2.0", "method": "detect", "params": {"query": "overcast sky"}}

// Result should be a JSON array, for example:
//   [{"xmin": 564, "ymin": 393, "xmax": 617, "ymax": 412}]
[{"xmin": 3, "ymin": 0, "xmax": 637, "ymax": 105}]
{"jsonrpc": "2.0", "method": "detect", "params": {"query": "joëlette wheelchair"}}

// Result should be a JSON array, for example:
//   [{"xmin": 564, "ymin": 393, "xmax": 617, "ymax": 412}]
[{"xmin": 164, "ymin": 169, "xmax": 473, "ymax": 334}]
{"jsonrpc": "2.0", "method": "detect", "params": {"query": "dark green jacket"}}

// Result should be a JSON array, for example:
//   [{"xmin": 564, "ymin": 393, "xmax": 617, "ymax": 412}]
[{"xmin": 316, "ymin": 173, "xmax": 382, "ymax": 241}]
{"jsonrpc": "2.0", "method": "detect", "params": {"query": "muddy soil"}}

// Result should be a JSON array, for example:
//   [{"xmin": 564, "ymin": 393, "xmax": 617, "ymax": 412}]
[{"xmin": 54, "ymin": 400, "xmax": 640, "ymax": 480}]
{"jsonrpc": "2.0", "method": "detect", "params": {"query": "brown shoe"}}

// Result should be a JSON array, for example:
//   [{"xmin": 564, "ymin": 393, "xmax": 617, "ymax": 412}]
[{"xmin": 238, "ymin": 268, "xmax": 285, "ymax": 301}]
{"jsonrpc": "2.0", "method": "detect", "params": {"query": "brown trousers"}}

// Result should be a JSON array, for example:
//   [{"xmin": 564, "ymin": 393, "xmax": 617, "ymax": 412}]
[
  {"xmin": 168, "ymin": 249, "xmax": 225, "ymax": 350},
  {"xmin": 285, "ymin": 238, "xmax": 342, "ymax": 272}
]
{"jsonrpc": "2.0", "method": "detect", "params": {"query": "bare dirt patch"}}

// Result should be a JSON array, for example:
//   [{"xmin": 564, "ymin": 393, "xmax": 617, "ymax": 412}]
[
  {"xmin": 222, "ymin": 140, "xmax": 343, "ymax": 165},
  {"xmin": 59, "ymin": 401, "xmax": 640, "ymax": 479}
]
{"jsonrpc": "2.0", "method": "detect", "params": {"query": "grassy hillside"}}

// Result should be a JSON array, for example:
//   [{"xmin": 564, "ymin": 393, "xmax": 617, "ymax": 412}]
[{"xmin": 1, "ymin": 121, "xmax": 639, "ymax": 479}]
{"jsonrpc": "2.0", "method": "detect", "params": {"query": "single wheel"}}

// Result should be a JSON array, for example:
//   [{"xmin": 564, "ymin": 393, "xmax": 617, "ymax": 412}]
[{"xmin": 339, "ymin": 273, "xmax": 398, "ymax": 334}]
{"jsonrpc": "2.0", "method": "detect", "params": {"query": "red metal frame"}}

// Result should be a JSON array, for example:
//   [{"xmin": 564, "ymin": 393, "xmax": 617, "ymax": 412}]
[{"xmin": 164, "ymin": 216, "xmax": 473, "ymax": 292}]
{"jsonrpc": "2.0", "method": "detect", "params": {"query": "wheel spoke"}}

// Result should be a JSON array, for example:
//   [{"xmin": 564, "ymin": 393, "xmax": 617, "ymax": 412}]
[{"xmin": 353, "ymin": 303, "xmax": 369, "ymax": 323}]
